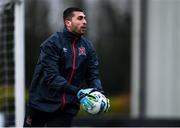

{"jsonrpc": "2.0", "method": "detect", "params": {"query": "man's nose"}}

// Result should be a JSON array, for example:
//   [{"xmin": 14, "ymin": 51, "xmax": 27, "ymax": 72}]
[{"xmin": 83, "ymin": 19, "xmax": 87, "ymax": 24}]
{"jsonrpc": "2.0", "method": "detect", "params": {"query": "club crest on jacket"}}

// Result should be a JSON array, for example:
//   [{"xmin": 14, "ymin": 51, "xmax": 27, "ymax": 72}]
[{"xmin": 78, "ymin": 46, "xmax": 86, "ymax": 56}]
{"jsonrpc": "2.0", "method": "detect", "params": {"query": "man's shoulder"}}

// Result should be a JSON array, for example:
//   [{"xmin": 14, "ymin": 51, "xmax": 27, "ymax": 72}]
[
  {"xmin": 47, "ymin": 32, "xmax": 62, "ymax": 42},
  {"xmin": 81, "ymin": 36, "xmax": 93, "ymax": 45},
  {"xmin": 40, "ymin": 32, "xmax": 62, "ymax": 47},
  {"xmin": 81, "ymin": 36, "xmax": 95, "ymax": 48}
]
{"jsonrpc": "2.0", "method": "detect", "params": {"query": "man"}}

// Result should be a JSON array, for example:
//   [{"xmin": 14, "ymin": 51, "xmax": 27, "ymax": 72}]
[{"xmin": 24, "ymin": 7, "xmax": 109, "ymax": 127}]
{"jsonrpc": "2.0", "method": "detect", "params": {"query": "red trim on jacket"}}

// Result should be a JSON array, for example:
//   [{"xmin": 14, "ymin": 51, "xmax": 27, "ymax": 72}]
[{"xmin": 61, "ymin": 38, "xmax": 77, "ymax": 111}]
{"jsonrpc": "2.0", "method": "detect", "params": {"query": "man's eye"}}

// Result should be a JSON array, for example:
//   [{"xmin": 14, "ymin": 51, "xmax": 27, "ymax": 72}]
[{"xmin": 78, "ymin": 17, "xmax": 83, "ymax": 20}]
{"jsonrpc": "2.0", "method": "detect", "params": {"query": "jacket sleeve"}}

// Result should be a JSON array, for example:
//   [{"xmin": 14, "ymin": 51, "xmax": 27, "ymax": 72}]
[
  {"xmin": 40, "ymin": 41, "xmax": 79, "ymax": 94},
  {"xmin": 86, "ymin": 42, "xmax": 103, "ymax": 91}
]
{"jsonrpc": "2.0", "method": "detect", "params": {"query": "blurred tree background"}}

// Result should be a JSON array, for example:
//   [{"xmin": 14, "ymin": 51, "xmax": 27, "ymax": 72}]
[{"xmin": 25, "ymin": 0, "xmax": 132, "ymax": 116}]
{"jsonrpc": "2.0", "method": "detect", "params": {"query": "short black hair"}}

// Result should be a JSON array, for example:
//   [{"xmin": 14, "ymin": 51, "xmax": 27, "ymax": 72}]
[{"xmin": 63, "ymin": 7, "xmax": 84, "ymax": 21}]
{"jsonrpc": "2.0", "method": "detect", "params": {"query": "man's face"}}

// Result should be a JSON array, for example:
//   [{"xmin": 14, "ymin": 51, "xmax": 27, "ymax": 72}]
[{"xmin": 65, "ymin": 11, "xmax": 87, "ymax": 35}]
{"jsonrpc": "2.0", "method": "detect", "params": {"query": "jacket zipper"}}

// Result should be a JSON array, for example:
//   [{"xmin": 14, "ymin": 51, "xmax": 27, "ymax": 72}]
[{"xmin": 61, "ymin": 38, "xmax": 77, "ymax": 111}]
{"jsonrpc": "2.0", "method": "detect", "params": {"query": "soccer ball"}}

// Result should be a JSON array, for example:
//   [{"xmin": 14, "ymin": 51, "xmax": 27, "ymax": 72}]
[{"xmin": 81, "ymin": 91, "xmax": 107, "ymax": 115}]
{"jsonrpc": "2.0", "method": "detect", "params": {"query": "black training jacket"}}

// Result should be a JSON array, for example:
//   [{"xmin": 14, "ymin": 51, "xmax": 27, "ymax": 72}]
[{"xmin": 28, "ymin": 28, "xmax": 103, "ymax": 115}]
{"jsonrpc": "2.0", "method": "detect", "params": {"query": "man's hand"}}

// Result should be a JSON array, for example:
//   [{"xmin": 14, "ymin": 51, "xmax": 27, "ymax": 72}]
[
  {"xmin": 79, "ymin": 95, "xmax": 96, "ymax": 111},
  {"xmin": 77, "ymin": 88, "xmax": 110, "ymax": 114},
  {"xmin": 77, "ymin": 88, "xmax": 98, "ymax": 111},
  {"xmin": 77, "ymin": 88, "xmax": 98, "ymax": 100}
]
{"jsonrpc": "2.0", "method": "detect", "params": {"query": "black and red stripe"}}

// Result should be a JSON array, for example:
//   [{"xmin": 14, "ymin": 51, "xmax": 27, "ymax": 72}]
[{"xmin": 61, "ymin": 38, "xmax": 77, "ymax": 110}]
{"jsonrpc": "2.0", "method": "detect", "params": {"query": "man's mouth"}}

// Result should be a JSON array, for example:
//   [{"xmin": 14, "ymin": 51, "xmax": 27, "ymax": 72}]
[{"xmin": 81, "ymin": 26, "xmax": 87, "ymax": 29}]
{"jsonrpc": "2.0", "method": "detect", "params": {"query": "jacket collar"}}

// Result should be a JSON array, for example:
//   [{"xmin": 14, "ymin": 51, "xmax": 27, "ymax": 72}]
[{"xmin": 63, "ymin": 27, "xmax": 81, "ymax": 42}]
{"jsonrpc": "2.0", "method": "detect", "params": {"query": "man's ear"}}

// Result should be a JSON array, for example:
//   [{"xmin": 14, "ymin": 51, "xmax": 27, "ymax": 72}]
[{"xmin": 65, "ymin": 20, "xmax": 71, "ymax": 27}]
